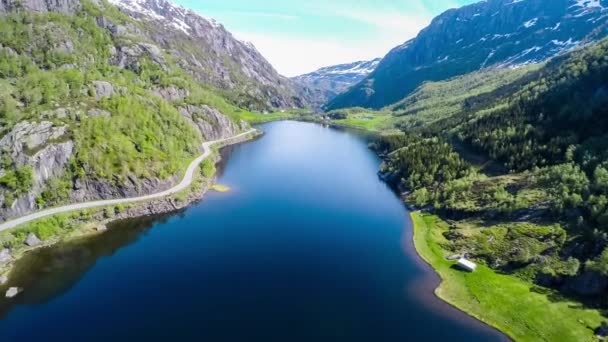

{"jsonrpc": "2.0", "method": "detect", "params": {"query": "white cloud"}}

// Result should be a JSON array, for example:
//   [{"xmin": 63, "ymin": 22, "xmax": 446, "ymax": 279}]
[
  {"xmin": 235, "ymin": 31, "xmax": 408, "ymax": 77},
  {"xmin": 335, "ymin": 8, "xmax": 432, "ymax": 37},
  {"xmin": 234, "ymin": 9, "xmax": 432, "ymax": 77}
]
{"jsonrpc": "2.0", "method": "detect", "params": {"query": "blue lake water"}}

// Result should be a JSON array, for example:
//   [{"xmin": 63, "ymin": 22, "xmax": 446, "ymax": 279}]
[{"xmin": 0, "ymin": 121, "xmax": 506, "ymax": 341}]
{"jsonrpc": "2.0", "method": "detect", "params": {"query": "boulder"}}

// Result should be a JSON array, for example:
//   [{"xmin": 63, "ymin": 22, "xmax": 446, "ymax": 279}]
[
  {"xmin": 5, "ymin": 287, "xmax": 20, "ymax": 298},
  {"xmin": 95, "ymin": 225, "xmax": 108, "ymax": 232},
  {"xmin": 0, "ymin": 275, "xmax": 7, "ymax": 285},
  {"xmin": 0, "ymin": 248, "xmax": 12, "ymax": 265},
  {"xmin": 24, "ymin": 233, "xmax": 42, "ymax": 247},
  {"xmin": 91, "ymin": 81, "xmax": 114, "ymax": 100}
]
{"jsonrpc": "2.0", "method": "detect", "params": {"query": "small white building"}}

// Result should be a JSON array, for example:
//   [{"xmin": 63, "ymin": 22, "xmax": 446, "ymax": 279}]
[{"xmin": 457, "ymin": 258, "xmax": 477, "ymax": 272}]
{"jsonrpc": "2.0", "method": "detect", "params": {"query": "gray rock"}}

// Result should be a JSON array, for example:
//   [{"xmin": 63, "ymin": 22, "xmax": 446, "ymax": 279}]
[
  {"xmin": 0, "ymin": 121, "xmax": 67, "ymax": 160},
  {"xmin": 0, "ymin": 249, "xmax": 12, "ymax": 265},
  {"xmin": 87, "ymin": 108, "xmax": 112, "ymax": 118},
  {"xmin": 91, "ymin": 81, "xmax": 114, "ymax": 100},
  {"xmin": 0, "ymin": 275, "xmax": 8, "ymax": 285},
  {"xmin": 110, "ymin": 44, "xmax": 143, "ymax": 71},
  {"xmin": 139, "ymin": 43, "xmax": 164, "ymax": 65},
  {"xmin": 95, "ymin": 225, "xmax": 108, "ymax": 232},
  {"xmin": 152, "ymin": 87, "xmax": 189, "ymax": 102},
  {"xmin": 24, "ymin": 233, "xmax": 42, "ymax": 247},
  {"xmin": 0, "ymin": 0, "xmax": 80, "ymax": 14},
  {"xmin": 5, "ymin": 287, "xmax": 20, "ymax": 298},
  {"xmin": 178, "ymin": 105, "xmax": 241, "ymax": 140},
  {"xmin": 30, "ymin": 141, "xmax": 74, "ymax": 188}
]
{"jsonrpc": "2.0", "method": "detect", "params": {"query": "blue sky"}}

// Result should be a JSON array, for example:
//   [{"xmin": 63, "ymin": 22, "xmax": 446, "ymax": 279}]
[{"xmin": 173, "ymin": 0, "xmax": 477, "ymax": 76}]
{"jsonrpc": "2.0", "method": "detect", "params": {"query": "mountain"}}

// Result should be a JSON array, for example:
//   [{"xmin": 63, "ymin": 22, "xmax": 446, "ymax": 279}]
[
  {"xmin": 292, "ymin": 58, "xmax": 380, "ymax": 109},
  {"xmin": 374, "ymin": 37, "xmax": 608, "ymax": 325},
  {"xmin": 106, "ymin": 0, "xmax": 307, "ymax": 110},
  {"xmin": 327, "ymin": 0, "xmax": 608, "ymax": 110},
  {"xmin": 0, "ymin": 0, "xmax": 302, "ymax": 222}
]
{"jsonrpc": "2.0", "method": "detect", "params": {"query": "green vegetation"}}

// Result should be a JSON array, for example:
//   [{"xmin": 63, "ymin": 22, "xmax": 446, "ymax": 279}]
[
  {"xmin": 326, "ymin": 108, "xmax": 395, "ymax": 131},
  {"xmin": 0, "ymin": 1, "xmax": 268, "ymax": 210},
  {"xmin": 236, "ymin": 110, "xmax": 295, "ymax": 124},
  {"xmin": 412, "ymin": 212, "xmax": 604, "ymax": 342},
  {"xmin": 211, "ymin": 184, "xmax": 231, "ymax": 193},
  {"xmin": 390, "ymin": 65, "xmax": 541, "ymax": 129},
  {"xmin": 354, "ymin": 38, "xmax": 608, "ymax": 336}
]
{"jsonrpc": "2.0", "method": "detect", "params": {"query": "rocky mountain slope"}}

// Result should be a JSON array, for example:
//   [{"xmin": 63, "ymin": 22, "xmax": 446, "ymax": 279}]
[
  {"xmin": 0, "ymin": 0, "xmax": 295, "ymax": 222},
  {"xmin": 327, "ymin": 0, "xmax": 608, "ymax": 110},
  {"xmin": 292, "ymin": 58, "xmax": 380, "ymax": 109},
  {"xmin": 107, "ymin": 0, "xmax": 307, "ymax": 110}
]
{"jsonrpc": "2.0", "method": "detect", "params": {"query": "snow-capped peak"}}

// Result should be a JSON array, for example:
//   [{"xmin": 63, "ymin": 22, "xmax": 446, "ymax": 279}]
[{"xmin": 107, "ymin": 0, "xmax": 223, "ymax": 36}]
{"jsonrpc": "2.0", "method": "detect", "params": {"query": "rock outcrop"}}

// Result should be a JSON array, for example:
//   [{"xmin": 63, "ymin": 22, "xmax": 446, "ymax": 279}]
[
  {"xmin": 91, "ymin": 81, "xmax": 115, "ymax": 100},
  {"xmin": 24, "ymin": 233, "xmax": 42, "ymax": 247},
  {"xmin": 0, "ymin": 121, "xmax": 74, "ymax": 219},
  {"xmin": 179, "ymin": 105, "xmax": 243, "ymax": 140},
  {"xmin": 0, "ymin": 0, "xmax": 81, "ymax": 14},
  {"xmin": 152, "ymin": 86, "xmax": 189, "ymax": 102},
  {"xmin": 0, "ymin": 249, "xmax": 11, "ymax": 265}
]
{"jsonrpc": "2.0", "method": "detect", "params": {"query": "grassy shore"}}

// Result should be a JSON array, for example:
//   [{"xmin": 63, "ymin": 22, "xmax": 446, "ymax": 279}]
[
  {"xmin": 331, "ymin": 112, "xmax": 395, "ymax": 132},
  {"xmin": 411, "ymin": 212, "xmax": 605, "ymax": 342}
]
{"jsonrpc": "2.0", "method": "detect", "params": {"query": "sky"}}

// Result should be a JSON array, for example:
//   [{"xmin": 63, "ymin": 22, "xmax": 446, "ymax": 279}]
[{"xmin": 173, "ymin": 0, "xmax": 477, "ymax": 77}]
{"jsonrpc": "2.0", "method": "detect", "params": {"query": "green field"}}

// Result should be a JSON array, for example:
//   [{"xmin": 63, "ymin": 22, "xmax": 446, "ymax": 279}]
[
  {"xmin": 411, "ymin": 212, "xmax": 605, "ymax": 342},
  {"xmin": 235, "ymin": 110, "xmax": 296, "ymax": 124},
  {"xmin": 332, "ymin": 112, "xmax": 395, "ymax": 132}
]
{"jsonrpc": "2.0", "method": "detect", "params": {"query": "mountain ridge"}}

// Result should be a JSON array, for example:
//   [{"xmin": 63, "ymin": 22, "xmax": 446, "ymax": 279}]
[
  {"xmin": 327, "ymin": 0, "xmax": 608, "ymax": 110},
  {"xmin": 292, "ymin": 58, "xmax": 380, "ymax": 110}
]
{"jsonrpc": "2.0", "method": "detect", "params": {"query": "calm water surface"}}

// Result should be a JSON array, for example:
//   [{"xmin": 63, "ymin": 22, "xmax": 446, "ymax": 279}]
[{"xmin": 0, "ymin": 121, "xmax": 506, "ymax": 341}]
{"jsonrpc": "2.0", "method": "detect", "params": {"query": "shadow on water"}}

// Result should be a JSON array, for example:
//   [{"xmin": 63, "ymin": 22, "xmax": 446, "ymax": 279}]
[{"xmin": 0, "ymin": 214, "xmax": 175, "ymax": 318}]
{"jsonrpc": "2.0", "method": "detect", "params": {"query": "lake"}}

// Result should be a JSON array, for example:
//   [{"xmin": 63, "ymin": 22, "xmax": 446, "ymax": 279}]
[{"xmin": 0, "ymin": 121, "xmax": 506, "ymax": 341}]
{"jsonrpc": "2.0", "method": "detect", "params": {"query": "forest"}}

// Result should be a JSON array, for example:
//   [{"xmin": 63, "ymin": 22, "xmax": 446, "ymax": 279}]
[{"xmin": 375, "ymin": 38, "xmax": 608, "ymax": 304}]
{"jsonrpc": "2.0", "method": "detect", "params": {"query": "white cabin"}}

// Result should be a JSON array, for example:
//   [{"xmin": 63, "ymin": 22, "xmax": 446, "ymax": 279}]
[{"xmin": 457, "ymin": 258, "xmax": 477, "ymax": 272}]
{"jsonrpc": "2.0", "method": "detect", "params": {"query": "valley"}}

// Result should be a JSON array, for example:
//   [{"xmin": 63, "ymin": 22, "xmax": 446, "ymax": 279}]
[{"xmin": 0, "ymin": 0, "xmax": 607, "ymax": 340}]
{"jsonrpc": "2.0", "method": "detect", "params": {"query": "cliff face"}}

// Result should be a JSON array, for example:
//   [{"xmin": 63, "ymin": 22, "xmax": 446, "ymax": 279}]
[
  {"xmin": 0, "ymin": 0, "xmax": 294, "ymax": 221},
  {"xmin": 328, "ymin": 0, "xmax": 608, "ymax": 110}
]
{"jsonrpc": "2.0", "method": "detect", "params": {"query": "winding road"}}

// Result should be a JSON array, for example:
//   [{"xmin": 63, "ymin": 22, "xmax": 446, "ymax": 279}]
[{"xmin": 0, "ymin": 129, "xmax": 257, "ymax": 233}]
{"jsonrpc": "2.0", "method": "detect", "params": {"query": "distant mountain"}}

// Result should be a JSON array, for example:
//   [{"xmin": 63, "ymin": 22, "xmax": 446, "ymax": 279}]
[
  {"xmin": 327, "ymin": 0, "xmax": 608, "ymax": 110},
  {"xmin": 292, "ymin": 58, "xmax": 380, "ymax": 109}
]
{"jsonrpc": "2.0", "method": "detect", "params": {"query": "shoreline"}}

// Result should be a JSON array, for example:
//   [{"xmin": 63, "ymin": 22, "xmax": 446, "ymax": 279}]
[
  {"xmin": 410, "ymin": 212, "xmax": 605, "ymax": 341},
  {"xmin": 0, "ymin": 130, "xmax": 261, "ymax": 285},
  {"xmin": 400, "ymin": 211, "xmax": 511, "ymax": 341},
  {"xmin": 330, "ymin": 118, "xmax": 605, "ymax": 341}
]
